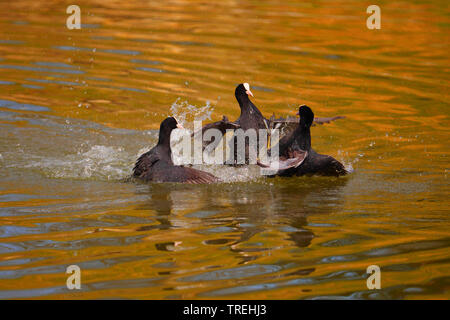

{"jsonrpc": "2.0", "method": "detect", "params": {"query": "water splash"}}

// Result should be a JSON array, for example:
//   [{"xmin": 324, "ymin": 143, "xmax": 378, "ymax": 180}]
[
  {"xmin": 24, "ymin": 145, "xmax": 134, "ymax": 181},
  {"xmin": 169, "ymin": 98, "xmax": 214, "ymax": 128},
  {"xmin": 337, "ymin": 149, "xmax": 355, "ymax": 174},
  {"xmin": 343, "ymin": 162, "xmax": 354, "ymax": 174},
  {"xmin": 196, "ymin": 164, "xmax": 262, "ymax": 183},
  {"xmin": 1, "ymin": 105, "xmax": 351, "ymax": 183}
]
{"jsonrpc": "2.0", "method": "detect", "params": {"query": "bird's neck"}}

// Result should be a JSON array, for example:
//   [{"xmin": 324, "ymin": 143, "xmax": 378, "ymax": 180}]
[
  {"xmin": 236, "ymin": 95, "xmax": 252, "ymax": 115},
  {"xmin": 295, "ymin": 121, "xmax": 311, "ymax": 151},
  {"xmin": 158, "ymin": 131, "xmax": 171, "ymax": 146},
  {"xmin": 157, "ymin": 130, "xmax": 173, "ymax": 160}
]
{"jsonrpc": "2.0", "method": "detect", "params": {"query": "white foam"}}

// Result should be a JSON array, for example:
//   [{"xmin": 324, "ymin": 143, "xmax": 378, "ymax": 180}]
[
  {"xmin": 25, "ymin": 145, "xmax": 134, "ymax": 181},
  {"xmin": 170, "ymin": 98, "xmax": 214, "ymax": 128}
]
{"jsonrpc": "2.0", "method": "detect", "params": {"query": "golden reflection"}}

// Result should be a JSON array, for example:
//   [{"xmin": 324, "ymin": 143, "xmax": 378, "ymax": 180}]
[{"xmin": 0, "ymin": 0, "xmax": 449, "ymax": 300}]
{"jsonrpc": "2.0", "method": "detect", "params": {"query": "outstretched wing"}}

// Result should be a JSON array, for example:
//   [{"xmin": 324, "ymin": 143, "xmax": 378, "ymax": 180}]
[
  {"xmin": 268, "ymin": 115, "xmax": 298, "ymax": 134},
  {"xmin": 174, "ymin": 166, "xmax": 220, "ymax": 184},
  {"xmin": 313, "ymin": 115, "xmax": 346, "ymax": 125}
]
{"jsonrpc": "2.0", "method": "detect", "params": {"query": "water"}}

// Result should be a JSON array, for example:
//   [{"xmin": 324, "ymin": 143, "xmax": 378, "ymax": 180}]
[{"xmin": 0, "ymin": 0, "xmax": 449, "ymax": 299}]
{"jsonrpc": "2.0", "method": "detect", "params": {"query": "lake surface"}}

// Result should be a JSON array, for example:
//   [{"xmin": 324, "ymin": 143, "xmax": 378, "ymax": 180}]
[{"xmin": 0, "ymin": 0, "xmax": 449, "ymax": 299}]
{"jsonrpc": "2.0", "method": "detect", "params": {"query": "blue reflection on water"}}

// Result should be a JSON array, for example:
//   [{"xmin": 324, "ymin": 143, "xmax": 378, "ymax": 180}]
[
  {"xmin": 0, "ymin": 99, "xmax": 50, "ymax": 112},
  {"xmin": 53, "ymin": 46, "xmax": 140, "ymax": 56},
  {"xmin": 0, "ymin": 64, "xmax": 84, "ymax": 74}
]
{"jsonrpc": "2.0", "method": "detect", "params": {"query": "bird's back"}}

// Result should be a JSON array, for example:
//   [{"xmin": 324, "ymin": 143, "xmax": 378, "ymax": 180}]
[
  {"xmin": 133, "ymin": 146, "xmax": 163, "ymax": 179},
  {"xmin": 298, "ymin": 149, "xmax": 347, "ymax": 176},
  {"xmin": 133, "ymin": 146, "xmax": 219, "ymax": 183}
]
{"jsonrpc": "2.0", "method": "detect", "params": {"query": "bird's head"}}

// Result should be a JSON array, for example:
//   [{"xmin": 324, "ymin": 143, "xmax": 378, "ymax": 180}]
[
  {"xmin": 158, "ymin": 117, "xmax": 183, "ymax": 145},
  {"xmin": 297, "ymin": 105, "xmax": 314, "ymax": 127},
  {"xmin": 235, "ymin": 82, "xmax": 254, "ymax": 99}
]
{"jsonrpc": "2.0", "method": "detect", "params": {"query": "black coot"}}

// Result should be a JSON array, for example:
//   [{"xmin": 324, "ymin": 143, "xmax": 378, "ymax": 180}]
[
  {"xmin": 198, "ymin": 83, "xmax": 344, "ymax": 164},
  {"xmin": 133, "ymin": 117, "xmax": 219, "ymax": 183},
  {"xmin": 267, "ymin": 105, "xmax": 348, "ymax": 177},
  {"xmin": 230, "ymin": 83, "xmax": 269, "ymax": 164},
  {"xmin": 234, "ymin": 83, "xmax": 267, "ymax": 131},
  {"xmin": 199, "ymin": 83, "xmax": 266, "ymax": 132},
  {"xmin": 194, "ymin": 83, "xmax": 267, "ymax": 164}
]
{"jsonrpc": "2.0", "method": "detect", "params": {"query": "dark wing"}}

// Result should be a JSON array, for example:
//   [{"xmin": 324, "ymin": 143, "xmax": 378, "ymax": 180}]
[
  {"xmin": 313, "ymin": 115, "xmax": 346, "ymax": 125},
  {"xmin": 192, "ymin": 116, "xmax": 240, "ymax": 151},
  {"xmin": 249, "ymin": 100, "xmax": 266, "ymax": 120},
  {"xmin": 174, "ymin": 166, "xmax": 220, "ymax": 184},
  {"xmin": 276, "ymin": 132, "xmax": 298, "ymax": 158},
  {"xmin": 267, "ymin": 130, "xmax": 295, "ymax": 158},
  {"xmin": 133, "ymin": 149, "xmax": 159, "ymax": 178},
  {"xmin": 269, "ymin": 115, "xmax": 298, "ymax": 134}
]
